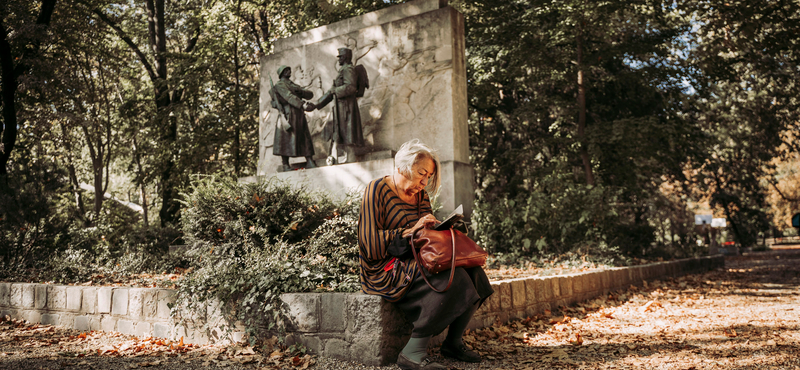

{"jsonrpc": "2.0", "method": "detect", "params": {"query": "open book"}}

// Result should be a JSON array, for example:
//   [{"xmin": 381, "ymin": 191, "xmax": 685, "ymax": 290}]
[{"xmin": 433, "ymin": 204, "xmax": 464, "ymax": 231}]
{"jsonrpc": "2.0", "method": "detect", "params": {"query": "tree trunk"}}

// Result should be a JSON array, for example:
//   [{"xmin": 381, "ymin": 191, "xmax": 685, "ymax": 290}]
[
  {"xmin": 132, "ymin": 135, "xmax": 149, "ymax": 226},
  {"xmin": 59, "ymin": 123, "xmax": 87, "ymax": 223},
  {"xmin": 0, "ymin": 0, "xmax": 58, "ymax": 176},
  {"xmin": 0, "ymin": 22, "xmax": 19, "ymax": 177},
  {"xmin": 576, "ymin": 24, "xmax": 595, "ymax": 186}
]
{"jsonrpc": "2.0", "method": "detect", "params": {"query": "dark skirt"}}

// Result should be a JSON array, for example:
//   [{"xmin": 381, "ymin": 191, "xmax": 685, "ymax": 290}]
[{"xmin": 395, "ymin": 266, "xmax": 494, "ymax": 338}]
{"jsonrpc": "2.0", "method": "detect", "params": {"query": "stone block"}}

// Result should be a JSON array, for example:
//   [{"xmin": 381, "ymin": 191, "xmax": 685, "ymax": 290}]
[
  {"xmin": 585, "ymin": 272, "xmax": 600, "ymax": 292},
  {"xmin": 548, "ymin": 277, "xmax": 560, "ymax": 299},
  {"xmin": 135, "ymin": 322, "xmax": 152, "ymax": 338},
  {"xmin": 510, "ymin": 279, "xmax": 527, "ymax": 308},
  {"xmin": 541, "ymin": 278, "xmax": 554, "ymax": 302},
  {"xmin": 610, "ymin": 269, "xmax": 627, "ymax": 290},
  {"xmin": 350, "ymin": 337, "xmax": 382, "ymax": 366},
  {"xmin": 142, "ymin": 290, "xmax": 157, "ymax": 319},
  {"xmin": 156, "ymin": 290, "xmax": 176, "ymax": 320},
  {"xmin": 281, "ymin": 293, "xmax": 320, "ymax": 333},
  {"xmin": 74, "ymin": 316, "xmax": 90, "ymax": 331},
  {"xmin": 89, "ymin": 316, "xmax": 102, "ymax": 331},
  {"xmin": 322, "ymin": 338, "xmax": 350, "ymax": 358},
  {"xmin": 320, "ymin": 293, "xmax": 346, "ymax": 333},
  {"xmin": 571, "ymin": 274, "xmax": 585, "ymax": 296},
  {"xmin": 98, "ymin": 288, "xmax": 112, "ymax": 314},
  {"xmin": 628, "ymin": 268, "xmax": 641, "ymax": 286},
  {"xmin": 101, "ymin": 316, "xmax": 117, "ymax": 332},
  {"xmin": 128, "ymin": 288, "xmax": 144, "ymax": 319},
  {"xmin": 640, "ymin": 265, "xmax": 652, "ymax": 281},
  {"xmin": 117, "ymin": 320, "xmax": 135, "ymax": 335},
  {"xmin": 81, "ymin": 287, "xmax": 97, "ymax": 314},
  {"xmin": 111, "ymin": 288, "xmax": 129, "ymax": 316},
  {"xmin": 286, "ymin": 334, "xmax": 322, "ymax": 355},
  {"xmin": 557, "ymin": 276, "xmax": 573, "ymax": 299},
  {"xmin": 153, "ymin": 323, "xmax": 172, "ymax": 339},
  {"xmin": 345, "ymin": 294, "xmax": 386, "ymax": 335},
  {"xmin": 10, "ymin": 284, "xmax": 23, "ymax": 307},
  {"xmin": 0, "ymin": 283, "xmax": 10, "ymax": 306},
  {"xmin": 497, "ymin": 282, "xmax": 512, "ymax": 310},
  {"xmin": 176, "ymin": 325, "xmax": 210, "ymax": 345},
  {"xmin": 41, "ymin": 313, "xmax": 60, "ymax": 326},
  {"xmin": 526, "ymin": 278, "xmax": 544, "ymax": 304},
  {"xmin": 34, "ymin": 285, "xmax": 47, "ymax": 309},
  {"xmin": 598, "ymin": 271, "xmax": 611, "ymax": 293},
  {"xmin": 47, "ymin": 285, "xmax": 66, "ymax": 310},
  {"xmin": 66, "ymin": 287, "xmax": 82, "ymax": 311},
  {"xmin": 21, "ymin": 309, "xmax": 41, "ymax": 324},
  {"xmin": 60, "ymin": 313, "xmax": 76, "ymax": 328},
  {"xmin": 0, "ymin": 309, "xmax": 17, "ymax": 319},
  {"xmin": 21, "ymin": 284, "xmax": 35, "ymax": 308},
  {"xmin": 666, "ymin": 262, "xmax": 678, "ymax": 276}
]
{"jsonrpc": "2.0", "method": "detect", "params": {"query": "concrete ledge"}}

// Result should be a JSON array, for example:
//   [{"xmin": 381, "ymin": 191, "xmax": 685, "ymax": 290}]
[
  {"xmin": 0, "ymin": 255, "xmax": 723, "ymax": 366},
  {"xmin": 280, "ymin": 255, "xmax": 723, "ymax": 365}
]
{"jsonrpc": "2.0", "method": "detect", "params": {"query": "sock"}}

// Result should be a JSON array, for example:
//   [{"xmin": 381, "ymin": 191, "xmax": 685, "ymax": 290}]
[
  {"xmin": 401, "ymin": 336, "xmax": 430, "ymax": 362},
  {"xmin": 444, "ymin": 301, "xmax": 479, "ymax": 347}
]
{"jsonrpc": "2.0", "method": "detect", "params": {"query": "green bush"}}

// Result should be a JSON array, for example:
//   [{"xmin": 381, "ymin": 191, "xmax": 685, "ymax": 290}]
[
  {"xmin": 0, "ymin": 157, "xmax": 188, "ymax": 284},
  {"xmin": 0, "ymin": 159, "xmax": 72, "ymax": 278},
  {"xmin": 472, "ymin": 166, "xmax": 626, "ymax": 266},
  {"xmin": 175, "ymin": 176, "xmax": 359, "ymax": 344},
  {"xmin": 472, "ymin": 160, "xmax": 704, "ymax": 266}
]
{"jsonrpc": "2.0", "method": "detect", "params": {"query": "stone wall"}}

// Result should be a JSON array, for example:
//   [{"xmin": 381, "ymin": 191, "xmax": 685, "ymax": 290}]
[
  {"xmin": 275, "ymin": 256, "xmax": 724, "ymax": 365},
  {"xmin": 0, "ymin": 285, "xmax": 242, "ymax": 345},
  {"xmin": 0, "ymin": 255, "xmax": 723, "ymax": 366}
]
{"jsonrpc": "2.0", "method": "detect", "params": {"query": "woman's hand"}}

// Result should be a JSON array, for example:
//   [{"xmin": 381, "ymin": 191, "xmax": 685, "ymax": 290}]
[{"xmin": 403, "ymin": 214, "xmax": 438, "ymax": 238}]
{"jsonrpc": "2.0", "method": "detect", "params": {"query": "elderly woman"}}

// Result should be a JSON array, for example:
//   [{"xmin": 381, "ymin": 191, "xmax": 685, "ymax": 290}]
[{"xmin": 358, "ymin": 139, "xmax": 494, "ymax": 370}]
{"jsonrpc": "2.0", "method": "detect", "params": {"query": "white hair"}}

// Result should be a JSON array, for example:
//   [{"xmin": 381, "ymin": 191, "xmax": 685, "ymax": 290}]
[{"xmin": 394, "ymin": 139, "xmax": 441, "ymax": 197}]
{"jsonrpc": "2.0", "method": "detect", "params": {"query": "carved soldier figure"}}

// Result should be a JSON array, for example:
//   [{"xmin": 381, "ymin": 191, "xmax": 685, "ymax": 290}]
[
  {"xmin": 271, "ymin": 65, "xmax": 316, "ymax": 172},
  {"xmin": 317, "ymin": 47, "xmax": 365, "ymax": 164}
]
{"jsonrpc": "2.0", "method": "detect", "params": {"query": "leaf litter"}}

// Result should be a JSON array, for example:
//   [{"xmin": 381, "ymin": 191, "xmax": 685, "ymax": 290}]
[{"xmin": 448, "ymin": 255, "xmax": 800, "ymax": 369}]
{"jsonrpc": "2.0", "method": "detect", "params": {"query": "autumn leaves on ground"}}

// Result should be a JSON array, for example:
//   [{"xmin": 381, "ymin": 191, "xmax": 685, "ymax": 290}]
[{"xmin": 2, "ymin": 253, "xmax": 799, "ymax": 370}]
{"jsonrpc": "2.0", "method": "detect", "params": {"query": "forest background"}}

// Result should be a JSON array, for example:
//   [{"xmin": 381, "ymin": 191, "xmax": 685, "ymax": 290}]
[{"xmin": 1, "ymin": 0, "xmax": 799, "ymax": 281}]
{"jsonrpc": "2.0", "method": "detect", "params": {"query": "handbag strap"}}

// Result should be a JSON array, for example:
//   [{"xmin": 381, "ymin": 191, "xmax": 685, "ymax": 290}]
[{"xmin": 410, "ymin": 228, "xmax": 456, "ymax": 293}]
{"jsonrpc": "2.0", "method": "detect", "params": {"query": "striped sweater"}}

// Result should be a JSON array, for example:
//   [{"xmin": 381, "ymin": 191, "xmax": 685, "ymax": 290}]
[{"xmin": 358, "ymin": 177, "xmax": 433, "ymax": 302}]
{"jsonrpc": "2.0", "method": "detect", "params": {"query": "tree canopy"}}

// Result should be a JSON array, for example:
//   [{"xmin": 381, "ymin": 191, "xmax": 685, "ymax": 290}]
[{"xmin": 1, "ymin": 0, "xmax": 797, "ymax": 265}]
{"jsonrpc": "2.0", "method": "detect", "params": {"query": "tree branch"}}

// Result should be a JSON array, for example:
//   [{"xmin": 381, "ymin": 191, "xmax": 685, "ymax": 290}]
[
  {"xmin": 12, "ymin": 0, "xmax": 57, "ymax": 78},
  {"xmin": 91, "ymin": 8, "xmax": 158, "ymax": 84},
  {"xmin": 770, "ymin": 180, "xmax": 800, "ymax": 202}
]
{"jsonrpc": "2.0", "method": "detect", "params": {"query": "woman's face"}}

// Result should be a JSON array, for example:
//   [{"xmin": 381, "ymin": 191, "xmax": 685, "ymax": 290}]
[{"xmin": 402, "ymin": 157, "xmax": 435, "ymax": 195}]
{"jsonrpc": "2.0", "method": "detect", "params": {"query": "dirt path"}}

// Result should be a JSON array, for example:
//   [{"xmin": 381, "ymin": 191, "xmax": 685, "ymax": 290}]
[{"xmin": 2, "ymin": 252, "xmax": 799, "ymax": 369}]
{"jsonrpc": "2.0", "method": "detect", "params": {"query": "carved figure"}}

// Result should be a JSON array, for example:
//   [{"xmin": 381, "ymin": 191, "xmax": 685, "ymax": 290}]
[
  {"xmin": 317, "ymin": 48, "xmax": 365, "ymax": 164},
  {"xmin": 271, "ymin": 65, "xmax": 317, "ymax": 171}
]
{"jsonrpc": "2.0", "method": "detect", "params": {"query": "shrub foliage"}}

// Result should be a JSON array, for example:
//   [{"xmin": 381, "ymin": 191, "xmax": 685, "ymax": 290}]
[{"xmin": 175, "ymin": 176, "xmax": 359, "ymax": 344}]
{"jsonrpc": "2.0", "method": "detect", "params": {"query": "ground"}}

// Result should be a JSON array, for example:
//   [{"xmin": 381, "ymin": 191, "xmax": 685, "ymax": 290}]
[{"xmin": 1, "ymin": 250, "xmax": 798, "ymax": 370}]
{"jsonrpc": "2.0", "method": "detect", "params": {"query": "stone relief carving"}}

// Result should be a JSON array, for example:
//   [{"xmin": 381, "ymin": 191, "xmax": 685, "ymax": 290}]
[{"xmin": 261, "ymin": 21, "xmax": 455, "ymax": 170}]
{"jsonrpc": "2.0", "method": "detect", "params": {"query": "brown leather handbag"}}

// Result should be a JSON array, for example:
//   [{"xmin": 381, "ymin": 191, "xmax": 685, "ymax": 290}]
[{"xmin": 410, "ymin": 227, "xmax": 488, "ymax": 292}]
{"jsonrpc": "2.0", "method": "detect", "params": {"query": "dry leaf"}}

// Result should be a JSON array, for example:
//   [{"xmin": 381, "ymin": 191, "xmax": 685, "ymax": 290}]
[{"xmin": 568, "ymin": 333, "xmax": 583, "ymax": 345}]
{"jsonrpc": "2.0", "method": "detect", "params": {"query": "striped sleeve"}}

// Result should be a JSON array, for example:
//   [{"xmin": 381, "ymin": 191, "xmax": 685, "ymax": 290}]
[
  {"xmin": 357, "ymin": 179, "xmax": 404, "ymax": 262},
  {"xmin": 357, "ymin": 178, "xmax": 433, "ymax": 301}
]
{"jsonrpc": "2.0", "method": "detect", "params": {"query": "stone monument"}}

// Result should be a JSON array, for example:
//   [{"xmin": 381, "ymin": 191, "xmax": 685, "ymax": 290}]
[{"xmin": 243, "ymin": 0, "xmax": 472, "ymax": 217}]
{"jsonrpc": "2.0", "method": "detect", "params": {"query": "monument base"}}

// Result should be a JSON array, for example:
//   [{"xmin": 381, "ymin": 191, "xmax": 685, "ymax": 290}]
[{"xmin": 240, "ymin": 159, "xmax": 474, "ymax": 219}]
